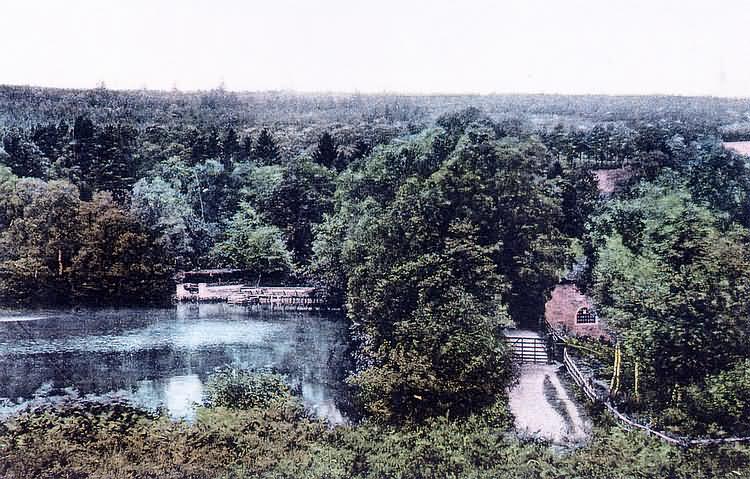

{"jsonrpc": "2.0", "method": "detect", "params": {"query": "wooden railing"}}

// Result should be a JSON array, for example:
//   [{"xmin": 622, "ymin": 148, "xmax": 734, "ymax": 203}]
[
  {"xmin": 562, "ymin": 345, "xmax": 750, "ymax": 447},
  {"xmin": 563, "ymin": 347, "xmax": 599, "ymax": 402},
  {"xmin": 544, "ymin": 318, "xmax": 566, "ymax": 343}
]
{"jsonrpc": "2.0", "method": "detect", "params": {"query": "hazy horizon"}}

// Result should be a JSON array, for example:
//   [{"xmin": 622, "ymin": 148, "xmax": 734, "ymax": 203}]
[
  {"xmin": 2, "ymin": 0, "xmax": 750, "ymax": 98},
  {"xmin": 3, "ymin": 82, "xmax": 750, "ymax": 100}
]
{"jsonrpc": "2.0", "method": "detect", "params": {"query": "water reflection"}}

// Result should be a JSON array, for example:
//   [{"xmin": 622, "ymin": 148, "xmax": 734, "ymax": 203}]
[{"xmin": 0, "ymin": 305, "xmax": 351, "ymax": 422}]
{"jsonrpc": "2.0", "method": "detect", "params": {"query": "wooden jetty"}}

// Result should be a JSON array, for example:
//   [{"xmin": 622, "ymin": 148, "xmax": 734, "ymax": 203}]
[
  {"xmin": 175, "ymin": 270, "xmax": 335, "ymax": 310},
  {"xmin": 226, "ymin": 287, "xmax": 327, "ymax": 308}
]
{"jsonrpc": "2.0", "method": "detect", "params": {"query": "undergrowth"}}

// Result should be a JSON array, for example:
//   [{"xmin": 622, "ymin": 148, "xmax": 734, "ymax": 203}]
[{"xmin": 2, "ymin": 397, "xmax": 750, "ymax": 479}]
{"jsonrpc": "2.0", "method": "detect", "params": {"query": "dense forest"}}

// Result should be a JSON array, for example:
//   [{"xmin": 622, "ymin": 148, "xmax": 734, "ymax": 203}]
[
  {"xmin": 2, "ymin": 85, "xmax": 750, "ymax": 305},
  {"xmin": 3, "ymin": 86, "xmax": 750, "ymax": 477}
]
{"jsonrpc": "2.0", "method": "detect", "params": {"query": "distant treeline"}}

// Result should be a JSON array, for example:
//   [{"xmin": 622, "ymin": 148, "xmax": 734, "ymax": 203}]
[{"xmin": 2, "ymin": 84, "xmax": 750, "ymax": 130}]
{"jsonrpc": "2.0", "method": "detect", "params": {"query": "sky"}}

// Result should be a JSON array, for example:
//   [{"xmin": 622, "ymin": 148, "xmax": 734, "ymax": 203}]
[{"xmin": 1, "ymin": 0, "xmax": 749, "ymax": 97}]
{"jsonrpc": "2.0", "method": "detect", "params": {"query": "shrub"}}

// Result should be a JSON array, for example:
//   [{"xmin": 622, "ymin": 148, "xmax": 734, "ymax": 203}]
[
  {"xmin": 2, "ymin": 398, "xmax": 750, "ymax": 478},
  {"xmin": 203, "ymin": 367, "xmax": 294, "ymax": 410},
  {"xmin": 678, "ymin": 359, "xmax": 750, "ymax": 436}
]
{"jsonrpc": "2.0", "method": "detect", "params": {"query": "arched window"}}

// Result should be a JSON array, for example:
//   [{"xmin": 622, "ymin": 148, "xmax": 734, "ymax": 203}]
[{"xmin": 576, "ymin": 307, "xmax": 597, "ymax": 324}]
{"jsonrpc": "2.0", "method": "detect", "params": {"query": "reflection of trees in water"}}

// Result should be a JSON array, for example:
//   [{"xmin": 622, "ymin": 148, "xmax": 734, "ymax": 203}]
[
  {"xmin": 285, "ymin": 315, "xmax": 350, "ymax": 381},
  {"xmin": 0, "ymin": 308, "xmax": 352, "ymax": 421},
  {"xmin": 0, "ymin": 347, "xmax": 185, "ymax": 399}
]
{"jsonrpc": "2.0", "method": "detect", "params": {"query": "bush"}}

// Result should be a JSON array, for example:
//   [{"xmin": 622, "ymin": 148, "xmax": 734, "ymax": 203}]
[
  {"xmin": 0, "ymin": 400, "xmax": 325, "ymax": 479},
  {"xmin": 678, "ymin": 359, "xmax": 750, "ymax": 436},
  {"xmin": 2, "ymin": 398, "xmax": 750, "ymax": 478},
  {"xmin": 203, "ymin": 367, "xmax": 294, "ymax": 410}
]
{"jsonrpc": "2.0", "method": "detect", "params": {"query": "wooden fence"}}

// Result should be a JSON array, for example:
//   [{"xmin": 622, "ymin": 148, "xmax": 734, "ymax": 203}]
[
  {"xmin": 562, "ymin": 347, "xmax": 599, "ymax": 402},
  {"xmin": 562, "ymin": 345, "xmax": 750, "ymax": 448}
]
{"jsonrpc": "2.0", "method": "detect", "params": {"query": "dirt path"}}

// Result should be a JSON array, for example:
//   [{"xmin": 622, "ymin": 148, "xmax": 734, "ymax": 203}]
[{"xmin": 508, "ymin": 363, "xmax": 591, "ymax": 446}]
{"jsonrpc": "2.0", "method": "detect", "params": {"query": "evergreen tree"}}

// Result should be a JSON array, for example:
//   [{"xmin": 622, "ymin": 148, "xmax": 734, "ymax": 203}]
[
  {"xmin": 241, "ymin": 133, "xmax": 254, "ymax": 161},
  {"xmin": 204, "ymin": 127, "xmax": 221, "ymax": 160},
  {"xmin": 253, "ymin": 128, "xmax": 279, "ymax": 164},
  {"xmin": 312, "ymin": 131, "xmax": 337, "ymax": 169},
  {"xmin": 70, "ymin": 115, "xmax": 97, "ymax": 200},
  {"xmin": 222, "ymin": 126, "xmax": 239, "ymax": 168},
  {"xmin": 32, "ymin": 123, "xmax": 65, "ymax": 165},
  {"xmin": 95, "ymin": 125, "xmax": 135, "ymax": 202},
  {"xmin": 1, "ymin": 129, "xmax": 49, "ymax": 178}
]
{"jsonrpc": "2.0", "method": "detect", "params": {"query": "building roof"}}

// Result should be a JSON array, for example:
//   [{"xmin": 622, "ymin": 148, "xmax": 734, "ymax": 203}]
[
  {"xmin": 182, "ymin": 269, "xmax": 245, "ymax": 276},
  {"xmin": 723, "ymin": 141, "xmax": 750, "ymax": 156},
  {"xmin": 177, "ymin": 269, "xmax": 249, "ymax": 282}
]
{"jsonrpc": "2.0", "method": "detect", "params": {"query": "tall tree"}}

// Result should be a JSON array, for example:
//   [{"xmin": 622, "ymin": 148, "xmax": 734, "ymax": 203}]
[
  {"xmin": 72, "ymin": 192, "xmax": 173, "ymax": 303},
  {"xmin": 1, "ymin": 129, "xmax": 49, "ymax": 178},
  {"xmin": 591, "ymin": 183, "xmax": 750, "ymax": 407},
  {"xmin": 0, "ymin": 179, "xmax": 82, "ymax": 303},
  {"xmin": 69, "ymin": 115, "xmax": 98, "ymax": 199},
  {"xmin": 94, "ymin": 125, "xmax": 136, "ymax": 202},
  {"xmin": 240, "ymin": 133, "xmax": 254, "ymax": 162},
  {"xmin": 253, "ymin": 128, "xmax": 279, "ymax": 165},
  {"xmin": 312, "ymin": 131, "xmax": 337, "ymax": 169},
  {"xmin": 222, "ymin": 126, "xmax": 240, "ymax": 168},
  {"xmin": 339, "ymin": 125, "xmax": 568, "ymax": 420},
  {"xmin": 131, "ymin": 177, "xmax": 211, "ymax": 269},
  {"xmin": 242, "ymin": 158, "xmax": 335, "ymax": 263},
  {"xmin": 210, "ymin": 202, "xmax": 294, "ymax": 283},
  {"xmin": 559, "ymin": 167, "xmax": 600, "ymax": 238}
]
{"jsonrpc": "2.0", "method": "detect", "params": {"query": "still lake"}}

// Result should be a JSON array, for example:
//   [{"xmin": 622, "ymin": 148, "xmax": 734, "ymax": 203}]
[{"xmin": 0, "ymin": 304, "xmax": 351, "ymax": 423}]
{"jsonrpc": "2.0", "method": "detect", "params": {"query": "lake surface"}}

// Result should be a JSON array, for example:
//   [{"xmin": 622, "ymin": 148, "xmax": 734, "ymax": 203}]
[{"xmin": 0, "ymin": 305, "xmax": 351, "ymax": 423}]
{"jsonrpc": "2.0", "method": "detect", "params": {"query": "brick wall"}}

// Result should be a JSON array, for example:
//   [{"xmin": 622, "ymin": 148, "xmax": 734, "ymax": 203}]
[{"xmin": 545, "ymin": 283, "xmax": 610, "ymax": 341}]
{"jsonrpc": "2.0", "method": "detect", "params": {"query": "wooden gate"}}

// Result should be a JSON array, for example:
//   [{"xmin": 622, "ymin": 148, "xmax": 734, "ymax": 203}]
[{"xmin": 505, "ymin": 336, "xmax": 549, "ymax": 364}]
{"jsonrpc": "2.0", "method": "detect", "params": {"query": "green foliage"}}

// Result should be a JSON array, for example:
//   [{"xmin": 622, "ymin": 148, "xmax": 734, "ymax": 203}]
[
  {"xmin": 308, "ymin": 210, "xmax": 351, "ymax": 304},
  {"xmin": 337, "ymin": 126, "xmax": 570, "ymax": 421},
  {"xmin": 0, "ymin": 179, "xmax": 83, "ymax": 303},
  {"xmin": 346, "ymin": 204, "xmax": 515, "ymax": 420},
  {"xmin": 700, "ymin": 360, "xmax": 750, "ymax": 429},
  {"xmin": 687, "ymin": 144, "xmax": 750, "ymax": 226},
  {"xmin": 71, "ymin": 192, "xmax": 172, "ymax": 302},
  {"xmin": 241, "ymin": 158, "xmax": 335, "ymax": 263},
  {"xmin": 131, "ymin": 176, "xmax": 212, "ymax": 268},
  {"xmin": 237, "ymin": 164, "xmax": 285, "ymax": 202},
  {"xmin": 589, "ymin": 181, "xmax": 750, "ymax": 433},
  {"xmin": 1, "ymin": 128, "xmax": 50, "ymax": 179},
  {"xmin": 0, "ymin": 400, "xmax": 323, "ymax": 479},
  {"xmin": 312, "ymin": 131, "xmax": 338, "ymax": 169},
  {"xmin": 5, "ymin": 87, "xmax": 750, "ymax": 475},
  {"xmin": 334, "ymin": 128, "xmax": 444, "ymax": 207},
  {"xmin": 0, "ymin": 178, "xmax": 173, "ymax": 305},
  {"xmin": 559, "ymin": 167, "xmax": 600, "ymax": 238},
  {"xmin": 0, "ymin": 164, "xmax": 19, "ymax": 229},
  {"xmin": 681, "ymin": 359, "xmax": 750, "ymax": 436},
  {"xmin": 3, "ymin": 399, "xmax": 750, "ymax": 479},
  {"xmin": 203, "ymin": 367, "xmax": 295, "ymax": 410},
  {"xmin": 445, "ymin": 132, "xmax": 569, "ymax": 325},
  {"xmin": 253, "ymin": 128, "xmax": 279, "ymax": 164},
  {"xmin": 210, "ymin": 202, "xmax": 294, "ymax": 281},
  {"xmin": 436, "ymin": 107, "xmax": 493, "ymax": 139}
]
